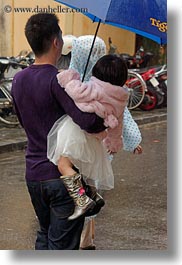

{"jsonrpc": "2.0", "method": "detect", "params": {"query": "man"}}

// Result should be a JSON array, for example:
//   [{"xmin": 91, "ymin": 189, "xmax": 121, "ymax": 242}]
[{"xmin": 11, "ymin": 13, "xmax": 106, "ymax": 250}]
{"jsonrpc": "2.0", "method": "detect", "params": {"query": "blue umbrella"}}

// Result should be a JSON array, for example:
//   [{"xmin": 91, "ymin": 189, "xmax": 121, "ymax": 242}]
[
  {"xmin": 55, "ymin": 0, "xmax": 167, "ymax": 79},
  {"xmin": 55, "ymin": 0, "xmax": 167, "ymax": 44}
]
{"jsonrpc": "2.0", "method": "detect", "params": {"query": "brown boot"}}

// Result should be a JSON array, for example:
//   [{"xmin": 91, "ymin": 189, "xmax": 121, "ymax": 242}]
[
  {"xmin": 84, "ymin": 184, "xmax": 105, "ymax": 217},
  {"xmin": 87, "ymin": 185, "xmax": 105, "ymax": 208},
  {"xmin": 61, "ymin": 174, "xmax": 96, "ymax": 220}
]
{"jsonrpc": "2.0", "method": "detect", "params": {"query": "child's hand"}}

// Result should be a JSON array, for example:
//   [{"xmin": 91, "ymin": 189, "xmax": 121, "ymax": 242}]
[
  {"xmin": 107, "ymin": 150, "xmax": 117, "ymax": 155},
  {"xmin": 104, "ymin": 114, "xmax": 119, "ymax": 129},
  {"xmin": 133, "ymin": 145, "xmax": 143, "ymax": 154}
]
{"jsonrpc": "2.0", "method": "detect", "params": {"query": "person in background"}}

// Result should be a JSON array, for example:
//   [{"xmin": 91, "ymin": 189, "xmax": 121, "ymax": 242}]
[
  {"xmin": 57, "ymin": 35, "xmax": 76, "ymax": 70},
  {"xmin": 108, "ymin": 37, "xmax": 118, "ymax": 54}
]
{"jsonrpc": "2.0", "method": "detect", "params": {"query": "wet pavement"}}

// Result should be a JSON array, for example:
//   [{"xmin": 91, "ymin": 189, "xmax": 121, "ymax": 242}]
[
  {"xmin": 0, "ymin": 116, "xmax": 167, "ymax": 250},
  {"xmin": 0, "ymin": 108, "xmax": 167, "ymax": 153},
  {"xmin": 95, "ymin": 121, "xmax": 167, "ymax": 250}
]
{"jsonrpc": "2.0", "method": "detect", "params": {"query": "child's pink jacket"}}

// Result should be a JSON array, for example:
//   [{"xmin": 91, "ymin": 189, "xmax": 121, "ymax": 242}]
[{"xmin": 57, "ymin": 69, "xmax": 129, "ymax": 152}]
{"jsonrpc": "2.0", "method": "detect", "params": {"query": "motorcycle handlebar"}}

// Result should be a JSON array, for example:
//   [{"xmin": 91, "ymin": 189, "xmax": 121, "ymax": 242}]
[{"xmin": 0, "ymin": 57, "xmax": 28, "ymax": 73}]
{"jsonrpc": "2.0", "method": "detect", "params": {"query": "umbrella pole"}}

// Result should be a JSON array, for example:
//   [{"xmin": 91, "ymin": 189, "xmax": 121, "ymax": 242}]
[{"xmin": 82, "ymin": 19, "xmax": 101, "ymax": 82}]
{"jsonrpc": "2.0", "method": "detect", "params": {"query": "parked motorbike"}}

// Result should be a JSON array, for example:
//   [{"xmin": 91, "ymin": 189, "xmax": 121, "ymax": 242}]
[
  {"xmin": 108, "ymin": 37, "xmax": 154, "ymax": 69},
  {"xmin": 154, "ymin": 65, "xmax": 167, "ymax": 108},
  {"xmin": 134, "ymin": 65, "xmax": 167, "ymax": 111},
  {"xmin": 0, "ymin": 57, "xmax": 28, "ymax": 125},
  {"xmin": 120, "ymin": 46, "xmax": 154, "ymax": 69},
  {"xmin": 107, "ymin": 38, "xmax": 167, "ymax": 111},
  {"xmin": 14, "ymin": 50, "xmax": 35, "ymax": 66},
  {"xmin": 138, "ymin": 68, "xmax": 159, "ymax": 110}
]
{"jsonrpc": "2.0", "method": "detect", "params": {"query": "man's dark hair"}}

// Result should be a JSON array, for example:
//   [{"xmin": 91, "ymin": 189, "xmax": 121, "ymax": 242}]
[
  {"xmin": 25, "ymin": 13, "xmax": 61, "ymax": 56},
  {"xmin": 92, "ymin": 54, "xmax": 128, "ymax": 86}
]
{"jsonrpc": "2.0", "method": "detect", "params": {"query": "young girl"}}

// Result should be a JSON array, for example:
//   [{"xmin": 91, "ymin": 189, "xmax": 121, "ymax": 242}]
[{"xmin": 47, "ymin": 54, "xmax": 129, "ymax": 220}]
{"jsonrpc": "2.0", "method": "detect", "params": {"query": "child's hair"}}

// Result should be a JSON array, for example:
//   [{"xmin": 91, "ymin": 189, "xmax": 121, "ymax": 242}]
[
  {"xmin": 92, "ymin": 54, "xmax": 128, "ymax": 86},
  {"xmin": 25, "ymin": 13, "xmax": 61, "ymax": 56}
]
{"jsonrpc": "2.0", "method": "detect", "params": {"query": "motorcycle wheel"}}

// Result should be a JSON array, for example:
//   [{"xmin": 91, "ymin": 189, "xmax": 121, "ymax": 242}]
[
  {"xmin": 0, "ymin": 107, "xmax": 19, "ymax": 126},
  {"xmin": 139, "ymin": 87, "xmax": 158, "ymax": 111},
  {"xmin": 159, "ymin": 81, "xmax": 167, "ymax": 107},
  {"xmin": 126, "ymin": 71, "xmax": 146, "ymax": 110},
  {"xmin": 148, "ymin": 85, "xmax": 165, "ymax": 109},
  {"xmin": 0, "ymin": 85, "xmax": 19, "ymax": 126}
]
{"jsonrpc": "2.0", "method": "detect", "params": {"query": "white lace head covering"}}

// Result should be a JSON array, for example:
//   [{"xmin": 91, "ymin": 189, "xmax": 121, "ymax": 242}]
[{"xmin": 69, "ymin": 35, "xmax": 106, "ymax": 81}]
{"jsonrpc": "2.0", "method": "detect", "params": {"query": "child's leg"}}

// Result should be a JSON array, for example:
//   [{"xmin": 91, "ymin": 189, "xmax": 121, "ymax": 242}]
[
  {"xmin": 80, "ymin": 219, "xmax": 95, "ymax": 250},
  {"xmin": 58, "ymin": 156, "xmax": 95, "ymax": 220},
  {"xmin": 58, "ymin": 156, "xmax": 76, "ymax": 176}
]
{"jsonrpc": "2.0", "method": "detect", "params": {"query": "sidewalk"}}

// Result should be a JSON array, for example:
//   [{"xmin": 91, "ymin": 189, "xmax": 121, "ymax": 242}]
[
  {"xmin": 0, "ymin": 111, "xmax": 167, "ymax": 250},
  {"xmin": 0, "ymin": 108, "xmax": 167, "ymax": 154}
]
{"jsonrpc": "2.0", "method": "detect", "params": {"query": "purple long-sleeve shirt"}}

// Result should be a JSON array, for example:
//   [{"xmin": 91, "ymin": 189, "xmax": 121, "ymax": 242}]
[{"xmin": 11, "ymin": 64, "xmax": 105, "ymax": 181}]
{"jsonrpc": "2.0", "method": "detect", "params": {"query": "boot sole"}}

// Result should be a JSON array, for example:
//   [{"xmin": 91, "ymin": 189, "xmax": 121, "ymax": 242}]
[
  {"xmin": 68, "ymin": 200, "xmax": 96, "ymax": 220},
  {"xmin": 95, "ymin": 198, "xmax": 105, "ymax": 208}
]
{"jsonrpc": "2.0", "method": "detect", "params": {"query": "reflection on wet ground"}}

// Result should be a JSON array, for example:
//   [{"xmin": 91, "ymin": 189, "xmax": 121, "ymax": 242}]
[{"xmin": 0, "ymin": 122, "xmax": 167, "ymax": 250}]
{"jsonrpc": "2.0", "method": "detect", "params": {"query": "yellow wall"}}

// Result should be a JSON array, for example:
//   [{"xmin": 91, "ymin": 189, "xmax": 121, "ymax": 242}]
[
  {"xmin": 0, "ymin": 0, "xmax": 14, "ymax": 55},
  {"xmin": 0, "ymin": 0, "xmax": 135, "ymax": 56},
  {"xmin": 71, "ymin": 13, "xmax": 135, "ymax": 55}
]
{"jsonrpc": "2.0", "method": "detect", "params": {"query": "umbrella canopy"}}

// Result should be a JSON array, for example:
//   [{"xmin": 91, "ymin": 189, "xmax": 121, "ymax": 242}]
[{"xmin": 55, "ymin": 0, "xmax": 167, "ymax": 45}]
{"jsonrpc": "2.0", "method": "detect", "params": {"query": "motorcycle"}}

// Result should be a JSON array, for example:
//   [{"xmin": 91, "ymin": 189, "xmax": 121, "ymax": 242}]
[
  {"xmin": 13, "ymin": 50, "xmax": 35, "ymax": 66},
  {"xmin": 153, "ymin": 65, "xmax": 167, "ymax": 108},
  {"xmin": 120, "ymin": 46, "xmax": 154, "ymax": 69},
  {"xmin": 133, "ymin": 65, "xmax": 167, "ymax": 111},
  {"xmin": 108, "ymin": 37, "xmax": 154, "ymax": 69},
  {"xmin": 0, "ymin": 56, "xmax": 28, "ymax": 125}
]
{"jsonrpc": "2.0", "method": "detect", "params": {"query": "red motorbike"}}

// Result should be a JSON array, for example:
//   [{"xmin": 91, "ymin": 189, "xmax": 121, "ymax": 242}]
[
  {"xmin": 120, "ymin": 46, "xmax": 154, "ymax": 69},
  {"xmin": 134, "ymin": 65, "xmax": 167, "ymax": 111}
]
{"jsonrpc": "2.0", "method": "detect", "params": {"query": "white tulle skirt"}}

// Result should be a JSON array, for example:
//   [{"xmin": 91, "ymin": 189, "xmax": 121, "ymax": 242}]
[{"xmin": 47, "ymin": 115, "xmax": 114, "ymax": 190}]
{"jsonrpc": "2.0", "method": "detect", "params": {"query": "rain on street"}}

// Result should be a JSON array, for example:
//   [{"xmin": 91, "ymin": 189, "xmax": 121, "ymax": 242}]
[{"xmin": 0, "ymin": 121, "xmax": 167, "ymax": 250}]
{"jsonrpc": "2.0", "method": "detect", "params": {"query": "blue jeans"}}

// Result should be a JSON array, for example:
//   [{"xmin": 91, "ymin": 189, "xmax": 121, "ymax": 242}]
[{"xmin": 27, "ymin": 179, "xmax": 85, "ymax": 250}]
